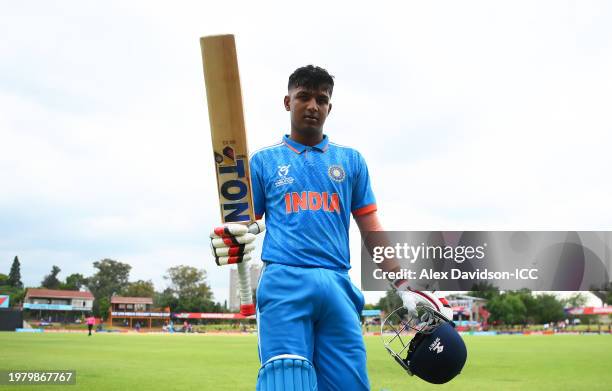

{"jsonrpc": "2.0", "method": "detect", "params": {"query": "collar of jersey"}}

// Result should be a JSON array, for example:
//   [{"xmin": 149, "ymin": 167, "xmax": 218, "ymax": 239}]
[{"xmin": 283, "ymin": 134, "xmax": 329, "ymax": 154}]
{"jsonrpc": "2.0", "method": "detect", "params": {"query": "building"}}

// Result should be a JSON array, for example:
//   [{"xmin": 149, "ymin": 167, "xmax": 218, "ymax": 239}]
[
  {"xmin": 229, "ymin": 263, "xmax": 262, "ymax": 311},
  {"xmin": 444, "ymin": 294, "xmax": 489, "ymax": 325},
  {"xmin": 23, "ymin": 288, "xmax": 94, "ymax": 322},
  {"xmin": 108, "ymin": 296, "xmax": 170, "ymax": 329}
]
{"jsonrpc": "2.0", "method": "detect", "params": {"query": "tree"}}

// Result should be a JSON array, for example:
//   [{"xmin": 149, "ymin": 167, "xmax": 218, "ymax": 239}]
[
  {"xmin": 1, "ymin": 258, "xmax": 24, "ymax": 307},
  {"xmin": 504, "ymin": 293, "xmax": 527, "ymax": 326},
  {"xmin": 486, "ymin": 292, "xmax": 527, "ymax": 326},
  {"xmin": 485, "ymin": 291, "xmax": 567, "ymax": 327},
  {"xmin": 468, "ymin": 282, "xmax": 500, "ymax": 301},
  {"xmin": 2, "ymin": 257, "xmax": 25, "ymax": 307},
  {"xmin": 163, "ymin": 265, "xmax": 214, "ymax": 312},
  {"xmin": 377, "ymin": 289, "xmax": 402, "ymax": 315},
  {"xmin": 591, "ymin": 283, "xmax": 612, "ymax": 305},
  {"xmin": 97, "ymin": 297, "xmax": 110, "ymax": 318},
  {"xmin": 563, "ymin": 293, "xmax": 588, "ymax": 308},
  {"xmin": 87, "ymin": 259, "xmax": 131, "ymax": 317},
  {"xmin": 154, "ymin": 288, "xmax": 178, "ymax": 310},
  {"xmin": 61, "ymin": 273, "xmax": 88, "ymax": 291},
  {"xmin": 0, "ymin": 285, "xmax": 25, "ymax": 307},
  {"xmin": 123, "ymin": 280, "xmax": 155, "ymax": 298},
  {"xmin": 533, "ymin": 294, "xmax": 565, "ymax": 324},
  {"xmin": 515, "ymin": 289, "xmax": 537, "ymax": 324},
  {"xmin": 8, "ymin": 256, "xmax": 23, "ymax": 288},
  {"xmin": 41, "ymin": 265, "xmax": 62, "ymax": 289}
]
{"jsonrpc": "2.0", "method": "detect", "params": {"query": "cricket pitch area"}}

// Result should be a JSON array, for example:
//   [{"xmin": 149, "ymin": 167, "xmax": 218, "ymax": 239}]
[{"xmin": 1, "ymin": 333, "xmax": 610, "ymax": 391}]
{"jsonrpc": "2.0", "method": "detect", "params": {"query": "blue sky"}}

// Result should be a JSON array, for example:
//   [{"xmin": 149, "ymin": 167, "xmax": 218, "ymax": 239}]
[{"xmin": 1, "ymin": 1, "xmax": 611, "ymax": 305}]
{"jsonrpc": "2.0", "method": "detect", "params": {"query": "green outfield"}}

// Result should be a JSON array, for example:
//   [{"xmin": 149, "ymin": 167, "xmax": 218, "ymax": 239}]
[{"xmin": 0, "ymin": 333, "xmax": 610, "ymax": 391}]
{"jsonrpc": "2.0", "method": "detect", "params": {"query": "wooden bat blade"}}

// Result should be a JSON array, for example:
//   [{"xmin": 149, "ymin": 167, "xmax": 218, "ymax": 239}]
[
  {"xmin": 200, "ymin": 34, "xmax": 256, "ymax": 316},
  {"xmin": 200, "ymin": 34, "xmax": 255, "ymax": 224}
]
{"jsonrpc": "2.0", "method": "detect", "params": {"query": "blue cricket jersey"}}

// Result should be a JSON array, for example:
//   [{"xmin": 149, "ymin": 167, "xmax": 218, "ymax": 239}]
[{"xmin": 250, "ymin": 134, "xmax": 376, "ymax": 270}]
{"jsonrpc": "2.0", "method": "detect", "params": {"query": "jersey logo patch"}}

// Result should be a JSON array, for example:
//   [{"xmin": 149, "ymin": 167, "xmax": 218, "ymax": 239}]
[
  {"xmin": 275, "ymin": 164, "xmax": 295, "ymax": 187},
  {"xmin": 328, "ymin": 165, "xmax": 346, "ymax": 182}
]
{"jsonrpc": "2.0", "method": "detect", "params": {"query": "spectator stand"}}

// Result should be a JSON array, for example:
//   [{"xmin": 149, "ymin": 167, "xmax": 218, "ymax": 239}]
[
  {"xmin": 22, "ymin": 288, "xmax": 93, "ymax": 324},
  {"xmin": 108, "ymin": 296, "xmax": 170, "ymax": 330}
]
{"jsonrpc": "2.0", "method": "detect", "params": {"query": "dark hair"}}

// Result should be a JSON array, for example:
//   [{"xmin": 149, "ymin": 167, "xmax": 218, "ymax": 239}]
[{"xmin": 288, "ymin": 65, "xmax": 334, "ymax": 95}]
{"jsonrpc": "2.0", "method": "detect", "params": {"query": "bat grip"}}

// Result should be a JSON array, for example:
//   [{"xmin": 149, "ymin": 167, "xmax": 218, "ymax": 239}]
[{"xmin": 237, "ymin": 261, "xmax": 255, "ymax": 316}]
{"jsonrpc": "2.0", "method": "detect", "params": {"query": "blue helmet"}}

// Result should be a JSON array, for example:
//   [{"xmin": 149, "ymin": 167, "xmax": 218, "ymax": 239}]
[{"xmin": 382, "ymin": 305, "xmax": 467, "ymax": 384}]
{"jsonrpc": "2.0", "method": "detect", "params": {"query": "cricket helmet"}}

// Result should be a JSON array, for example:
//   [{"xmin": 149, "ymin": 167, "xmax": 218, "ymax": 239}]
[{"xmin": 381, "ymin": 304, "xmax": 467, "ymax": 384}]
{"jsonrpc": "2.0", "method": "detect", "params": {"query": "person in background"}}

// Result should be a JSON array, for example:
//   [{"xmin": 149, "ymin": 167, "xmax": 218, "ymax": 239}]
[{"xmin": 86, "ymin": 314, "xmax": 95, "ymax": 336}]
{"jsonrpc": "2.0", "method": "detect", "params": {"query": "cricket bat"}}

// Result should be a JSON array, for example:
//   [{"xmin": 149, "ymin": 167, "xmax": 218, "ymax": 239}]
[{"xmin": 200, "ymin": 34, "xmax": 256, "ymax": 316}]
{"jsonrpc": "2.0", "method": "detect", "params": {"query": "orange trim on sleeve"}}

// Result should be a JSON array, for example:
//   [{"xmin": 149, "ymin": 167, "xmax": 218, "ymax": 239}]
[
  {"xmin": 255, "ymin": 214, "xmax": 264, "ymax": 220},
  {"xmin": 352, "ymin": 204, "xmax": 377, "ymax": 217}
]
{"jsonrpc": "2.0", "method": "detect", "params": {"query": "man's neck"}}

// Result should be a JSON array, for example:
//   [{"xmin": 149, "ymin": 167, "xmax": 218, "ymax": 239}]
[{"xmin": 290, "ymin": 130, "xmax": 324, "ymax": 147}]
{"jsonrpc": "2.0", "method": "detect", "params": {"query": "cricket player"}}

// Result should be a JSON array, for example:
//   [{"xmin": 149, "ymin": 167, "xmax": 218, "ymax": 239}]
[{"xmin": 211, "ymin": 65, "xmax": 466, "ymax": 390}]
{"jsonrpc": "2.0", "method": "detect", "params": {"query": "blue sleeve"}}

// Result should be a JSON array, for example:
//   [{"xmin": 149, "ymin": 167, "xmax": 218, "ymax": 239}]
[
  {"xmin": 250, "ymin": 153, "xmax": 266, "ymax": 218},
  {"xmin": 351, "ymin": 152, "xmax": 377, "ymax": 216}
]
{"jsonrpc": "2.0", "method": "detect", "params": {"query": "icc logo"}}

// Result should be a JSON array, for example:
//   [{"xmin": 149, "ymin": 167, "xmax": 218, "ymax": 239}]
[
  {"xmin": 278, "ymin": 165, "xmax": 291, "ymax": 177},
  {"xmin": 275, "ymin": 165, "xmax": 294, "ymax": 187}
]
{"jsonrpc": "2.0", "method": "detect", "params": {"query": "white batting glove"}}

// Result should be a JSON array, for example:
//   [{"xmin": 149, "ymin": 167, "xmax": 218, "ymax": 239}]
[
  {"xmin": 210, "ymin": 221, "xmax": 265, "ymax": 266},
  {"xmin": 395, "ymin": 283, "xmax": 453, "ymax": 321}
]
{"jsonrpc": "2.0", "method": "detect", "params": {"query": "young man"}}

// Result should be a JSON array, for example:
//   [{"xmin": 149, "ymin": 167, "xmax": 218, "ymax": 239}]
[{"xmin": 211, "ymin": 66, "xmax": 464, "ymax": 390}]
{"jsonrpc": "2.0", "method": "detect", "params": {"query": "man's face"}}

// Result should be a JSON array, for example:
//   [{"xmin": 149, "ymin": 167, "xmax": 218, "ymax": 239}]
[{"xmin": 284, "ymin": 85, "xmax": 332, "ymax": 136}]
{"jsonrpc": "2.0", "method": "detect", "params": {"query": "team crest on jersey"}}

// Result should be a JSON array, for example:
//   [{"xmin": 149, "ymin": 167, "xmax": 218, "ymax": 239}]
[
  {"xmin": 328, "ymin": 165, "xmax": 345, "ymax": 182},
  {"xmin": 275, "ymin": 164, "xmax": 295, "ymax": 187}
]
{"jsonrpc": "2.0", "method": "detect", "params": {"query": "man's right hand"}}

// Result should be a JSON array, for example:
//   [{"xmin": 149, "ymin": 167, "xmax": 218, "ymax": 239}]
[{"xmin": 209, "ymin": 221, "xmax": 265, "ymax": 266}]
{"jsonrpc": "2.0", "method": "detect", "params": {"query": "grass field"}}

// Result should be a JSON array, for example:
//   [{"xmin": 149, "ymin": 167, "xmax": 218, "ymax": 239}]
[{"xmin": 0, "ymin": 333, "xmax": 611, "ymax": 391}]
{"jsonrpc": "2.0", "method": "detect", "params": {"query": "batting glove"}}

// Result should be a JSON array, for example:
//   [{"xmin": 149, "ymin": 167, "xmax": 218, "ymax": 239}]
[
  {"xmin": 395, "ymin": 282, "xmax": 453, "ymax": 321},
  {"xmin": 210, "ymin": 221, "xmax": 265, "ymax": 266}
]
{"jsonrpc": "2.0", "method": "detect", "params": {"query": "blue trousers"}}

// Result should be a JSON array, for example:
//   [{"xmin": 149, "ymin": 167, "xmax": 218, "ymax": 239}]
[{"xmin": 256, "ymin": 262, "xmax": 370, "ymax": 391}]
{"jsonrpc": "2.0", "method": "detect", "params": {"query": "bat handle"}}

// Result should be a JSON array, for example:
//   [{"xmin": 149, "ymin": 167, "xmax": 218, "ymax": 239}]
[{"xmin": 237, "ymin": 261, "xmax": 255, "ymax": 316}]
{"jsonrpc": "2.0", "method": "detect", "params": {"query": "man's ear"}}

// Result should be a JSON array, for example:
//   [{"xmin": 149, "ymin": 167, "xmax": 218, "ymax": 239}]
[
  {"xmin": 328, "ymin": 103, "xmax": 332, "ymax": 115},
  {"xmin": 284, "ymin": 95, "xmax": 290, "ymax": 111}
]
